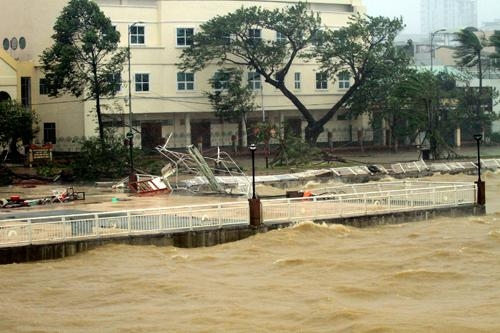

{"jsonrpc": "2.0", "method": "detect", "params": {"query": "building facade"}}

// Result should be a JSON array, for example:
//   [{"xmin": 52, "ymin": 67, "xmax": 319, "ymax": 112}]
[
  {"xmin": 420, "ymin": 0, "xmax": 477, "ymax": 34},
  {"xmin": 1, "ymin": 0, "xmax": 371, "ymax": 152}
]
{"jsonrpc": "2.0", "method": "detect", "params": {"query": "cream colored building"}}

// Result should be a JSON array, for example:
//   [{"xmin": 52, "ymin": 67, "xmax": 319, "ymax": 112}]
[{"xmin": 1, "ymin": 0, "xmax": 372, "ymax": 152}]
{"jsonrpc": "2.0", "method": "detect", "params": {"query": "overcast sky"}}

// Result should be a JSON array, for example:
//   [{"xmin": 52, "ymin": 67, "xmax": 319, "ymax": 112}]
[{"xmin": 363, "ymin": 0, "xmax": 500, "ymax": 34}]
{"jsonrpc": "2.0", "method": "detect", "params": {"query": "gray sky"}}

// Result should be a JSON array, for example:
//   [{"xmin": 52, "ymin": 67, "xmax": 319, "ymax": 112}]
[{"xmin": 363, "ymin": 0, "xmax": 500, "ymax": 34}]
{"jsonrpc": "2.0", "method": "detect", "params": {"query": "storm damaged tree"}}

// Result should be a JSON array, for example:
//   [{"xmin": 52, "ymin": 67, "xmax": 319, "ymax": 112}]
[
  {"xmin": 312, "ymin": 14, "xmax": 404, "ymax": 143},
  {"xmin": 453, "ymin": 27, "xmax": 488, "ymax": 134},
  {"xmin": 40, "ymin": 0, "xmax": 127, "ymax": 148},
  {"xmin": 179, "ymin": 2, "xmax": 405, "ymax": 144}
]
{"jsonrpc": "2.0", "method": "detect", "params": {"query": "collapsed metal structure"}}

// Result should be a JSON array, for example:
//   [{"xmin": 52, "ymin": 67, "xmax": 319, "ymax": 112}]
[{"xmin": 154, "ymin": 134, "xmax": 251, "ymax": 195}]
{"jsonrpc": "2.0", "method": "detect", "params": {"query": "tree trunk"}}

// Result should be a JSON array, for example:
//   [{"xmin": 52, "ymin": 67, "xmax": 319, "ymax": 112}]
[
  {"xmin": 304, "ymin": 124, "xmax": 324, "ymax": 145},
  {"xmin": 95, "ymin": 94, "xmax": 105, "ymax": 150}
]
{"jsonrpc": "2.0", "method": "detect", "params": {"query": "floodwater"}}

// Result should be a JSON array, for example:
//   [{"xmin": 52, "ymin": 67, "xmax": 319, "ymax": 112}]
[{"xmin": 1, "ymin": 171, "xmax": 500, "ymax": 332}]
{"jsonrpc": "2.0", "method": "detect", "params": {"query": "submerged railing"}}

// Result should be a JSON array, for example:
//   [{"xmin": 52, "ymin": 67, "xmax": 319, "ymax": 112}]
[{"xmin": 0, "ymin": 181, "xmax": 477, "ymax": 248}]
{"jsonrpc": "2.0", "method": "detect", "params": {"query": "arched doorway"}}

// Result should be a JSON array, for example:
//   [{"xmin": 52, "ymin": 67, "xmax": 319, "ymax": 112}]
[{"xmin": 0, "ymin": 91, "xmax": 11, "ymax": 102}]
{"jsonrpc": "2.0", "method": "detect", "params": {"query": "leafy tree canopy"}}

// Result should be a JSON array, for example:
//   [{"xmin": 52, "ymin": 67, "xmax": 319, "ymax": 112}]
[
  {"xmin": 206, "ymin": 68, "xmax": 257, "ymax": 123},
  {"xmin": 453, "ymin": 27, "xmax": 487, "ymax": 69},
  {"xmin": 179, "ymin": 2, "xmax": 405, "ymax": 144},
  {"xmin": 489, "ymin": 30, "xmax": 500, "ymax": 68},
  {"xmin": 0, "ymin": 100, "xmax": 38, "ymax": 161},
  {"xmin": 40, "ymin": 0, "xmax": 127, "ymax": 145}
]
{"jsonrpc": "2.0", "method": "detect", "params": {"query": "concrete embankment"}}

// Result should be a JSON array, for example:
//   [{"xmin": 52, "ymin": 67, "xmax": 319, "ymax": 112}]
[{"xmin": 0, "ymin": 203, "xmax": 483, "ymax": 265}]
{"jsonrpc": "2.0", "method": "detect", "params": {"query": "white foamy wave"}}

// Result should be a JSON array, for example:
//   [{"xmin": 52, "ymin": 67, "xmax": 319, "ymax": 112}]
[{"xmin": 291, "ymin": 221, "xmax": 352, "ymax": 236}]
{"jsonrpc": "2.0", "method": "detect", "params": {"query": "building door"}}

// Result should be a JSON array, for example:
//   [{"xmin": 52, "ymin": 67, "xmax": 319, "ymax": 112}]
[
  {"xmin": 141, "ymin": 122, "xmax": 162, "ymax": 152},
  {"xmin": 286, "ymin": 118, "xmax": 302, "ymax": 138},
  {"xmin": 190, "ymin": 121, "xmax": 211, "ymax": 150}
]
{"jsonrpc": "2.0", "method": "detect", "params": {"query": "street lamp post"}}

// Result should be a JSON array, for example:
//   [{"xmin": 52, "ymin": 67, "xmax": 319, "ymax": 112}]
[
  {"xmin": 249, "ymin": 144, "xmax": 257, "ymax": 199},
  {"xmin": 430, "ymin": 29, "xmax": 445, "ymax": 71},
  {"xmin": 248, "ymin": 144, "xmax": 261, "ymax": 227},
  {"xmin": 474, "ymin": 133, "xmax": 485, "ymax": 206},
  {"xmin": 127, "ymin": 21, "xmax": 143, "ymax": 176}
]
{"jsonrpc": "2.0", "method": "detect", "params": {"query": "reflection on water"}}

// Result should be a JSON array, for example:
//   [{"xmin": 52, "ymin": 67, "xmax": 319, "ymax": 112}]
[{"xmin": 1, "ymin": 172, "xmax": 500, "ymax": 332}]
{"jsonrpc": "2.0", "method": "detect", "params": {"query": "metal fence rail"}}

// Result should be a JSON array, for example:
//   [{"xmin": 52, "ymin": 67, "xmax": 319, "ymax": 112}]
[
  {"xmin": 0, "ymin": 182, "xmax": 477, "ymax": 248},
  {"xmin": 261, "ymin": 182, "xmax": 476, "ymax": 224},
  {"xmin": 0, "ymin": 202, "xmax": 249, "ymax": 248}
]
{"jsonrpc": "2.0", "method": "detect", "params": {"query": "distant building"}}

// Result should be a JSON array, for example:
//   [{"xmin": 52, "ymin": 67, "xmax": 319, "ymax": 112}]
[
  {"xmin": 481, "ymin": 19, "xmax": 500, "ymax": 31},
  {"xmin": 420, "ymin": 0, "xmax": 477, "ymax": 34}
]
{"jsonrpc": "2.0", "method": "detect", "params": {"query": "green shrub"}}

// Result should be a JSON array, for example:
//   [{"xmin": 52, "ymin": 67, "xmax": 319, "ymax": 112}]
[{"xmin": 72, "ymin": 132, "xmax": 129, "ymax": 181}]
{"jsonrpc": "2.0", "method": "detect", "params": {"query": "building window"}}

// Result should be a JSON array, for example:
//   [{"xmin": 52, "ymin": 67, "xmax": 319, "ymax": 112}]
[
  {"xmin": 294, "ymin": 72, "xmax": 301, "ymax": 90},
  {"xmin": 220, "ymin": 33, "xmax": 232, "ymax": 45},
  {"xmin": 316, "ymin": 72, "xmax": 328, "ymax": 90},
  {"xmin": 276, "ymin": 31, "xmax": 286, "ymax": 43},
  {"xmin": 338, "ymin": 71, "xmax": 350, "ymax": 89},
  {"xmin": 248, "ymin": 72, "xmax": 261, "ymax": 90},
  {"xmin": 39, "ymin": 78, "xmax": 49, "ymax": 95},
  {"xmin": 21, "ymin": 77, "xmax": 31, "ymax": 107},
  {"xmin": 10, "ymin": 37, "xmax": 18, "ymax": 50},
  {"xmin": 19, "ymin": 36, "xmax": 26, "ymax": 49},
  {"xmin": 102, "ymin": 114, "xmax": 125, "ymax": 128},
  {"xmin": 177, "ymin": 28, "xmax": 194, "ymax": 47},
  {"xmin": 337, "ymin": 113, "xmax": 348, "ymax": 121},
  {"xmin": 212, "ymin": 71, "xmax": 230, "ymax": 91},
  {"xmin": 177, "ymin": 72, "xmax": 194, "ymax": 91},
  {"xmin": 130, "ymin": 25, "xmax": 145, "ymax": 45},
  {"xmin": 43, "ymin": 123, "xmax": 56, "ymax": 144},
  {"xmin": 312, "ymin": 30, "xmax": 322, "ymax": 46},
  {"xmin": 107, "ymin": 73, "xmax": 121, "ymax": 94},
  {"xmin": 248, "ymin": 28, "xmax": 261, "ymax": 45},
  {"xmin": 135, "ymin": 73, "xmax": 149, "ymax": 92}
]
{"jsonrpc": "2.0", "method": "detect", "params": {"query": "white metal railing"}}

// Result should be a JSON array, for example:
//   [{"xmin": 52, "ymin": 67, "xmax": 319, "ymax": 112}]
[
  {"xmin": 0, "ymin": 182, "xmax": 477, "ymax": 247},
  {"xmin": 0, "ymin": 201, "xmax": 249, "ymax": 248},
  {"xmin": 261, "ymin": 182, "xmax": 476, "ymax": 224}
]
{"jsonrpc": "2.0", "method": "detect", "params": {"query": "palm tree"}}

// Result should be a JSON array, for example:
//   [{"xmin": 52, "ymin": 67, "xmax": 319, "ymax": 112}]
[
  {"xmin": 453, "ymin": 27, "xmax": 488, "ymax": 134},
  {"xmin": 489, "ymin": 30, "xmax": 500, "ymax": 68}
]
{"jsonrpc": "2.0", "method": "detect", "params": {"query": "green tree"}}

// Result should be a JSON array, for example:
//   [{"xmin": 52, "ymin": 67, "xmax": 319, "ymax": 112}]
[
  {"xmin": 206, "ymin": 68, "xmax": 257, "ymax": 123},
  {"xmin": 0, "ymin": 100, "xmax": 38, "ymax": 162},
  {"xmin": 490, "ymin": 30, "xmax": 500, "ymax": 68},
  {"xmin": 312, "ymin": 14, "xmax": 404, "ymax": 143},
  {"xmin": 178, "ymin": 2, "xmax": 405, "ymax": 144},
  {"xmin": 72, "ymin": 129, "xmax": 129, "ymax": 180},
  {"xmin": 346, "ymin": 44, "xmax": 414, "ymax": 151},
  {"xmin": 453, "ymin": 27, "xmax": 488, "ymax": 133},
  {"xmin": 40, "ymin": 0, "xmax": 127, "ymax": 148}
]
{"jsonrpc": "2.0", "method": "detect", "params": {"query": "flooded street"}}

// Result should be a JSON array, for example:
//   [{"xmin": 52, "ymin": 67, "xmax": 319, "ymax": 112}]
[{"xmin": 0, "ymin": 169, "xmax": 500, "ymax": 332}]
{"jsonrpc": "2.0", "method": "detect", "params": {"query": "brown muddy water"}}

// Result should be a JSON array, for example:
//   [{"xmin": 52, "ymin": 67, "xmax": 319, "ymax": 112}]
[{"xmin": 1, "ymin": 171, "xmax": 500, "ymax": 332}]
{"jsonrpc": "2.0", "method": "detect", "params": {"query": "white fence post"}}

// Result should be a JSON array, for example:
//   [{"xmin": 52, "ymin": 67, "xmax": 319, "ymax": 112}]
[
  {"xmin": 189, "ymin": 207, "xmax": 193, "ymax": 230},
  {"xmin": 218, "ymin": 204, "xmax": 222, "ymax": 228},
  {"xmin": 127, "ymin": 212, "xmax": 132, "ymax": 234},
  {"xmin": 94, "ymin": 214, "xmax": 100, "ymax": 237},
  {"xmin": 28, "ymin": 218, "xmax": 32, "ymax": 244}
]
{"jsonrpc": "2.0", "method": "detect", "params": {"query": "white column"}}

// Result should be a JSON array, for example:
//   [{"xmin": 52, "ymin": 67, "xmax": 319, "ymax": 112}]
[
  {"xmin": 241, "ymin": 117, "xmax": 248, "ymax": 147},
  {"xmin": 185, "ymin": 113, "xmax": 191, "ymax": 146},
  {"xmin": 455, "ymin": 126, "xmax": 461, "ymax": 148}
]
